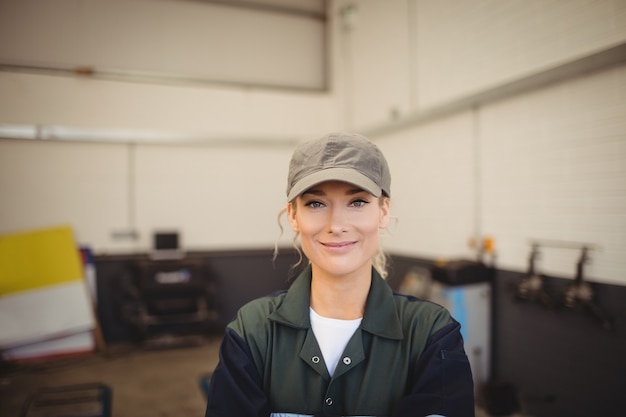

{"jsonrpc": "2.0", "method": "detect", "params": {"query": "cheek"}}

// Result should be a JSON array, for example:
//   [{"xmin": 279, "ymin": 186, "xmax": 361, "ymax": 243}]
[
  {"xmin": 297, "ymin": 218, "xmax": 321, "ymax": 237},
  {"xmin": 363, "ymin": 222, "xmax": 382, "ymax": 238},
  {"xmin": 354, "ymin": 215, "xmax": 383, "ymax": 238},
  {"xmin": 292, "ymin": 211, "xmax": 322, "ymax": 236}
]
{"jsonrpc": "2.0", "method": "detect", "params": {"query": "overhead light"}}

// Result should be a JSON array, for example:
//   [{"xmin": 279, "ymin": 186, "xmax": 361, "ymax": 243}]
[
  {"xmin": 0, "ymin": 124, "xmax": 39, "ymax": 139},
  {"xmin": 0, "ymin": 124, "xmax": 300, "ymax": 147}
]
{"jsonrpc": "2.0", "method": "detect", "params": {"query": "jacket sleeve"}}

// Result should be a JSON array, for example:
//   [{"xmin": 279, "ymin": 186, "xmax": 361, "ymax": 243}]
[
  {"xmin": 205, "ymin": 327, "xmax": 270, "ymax": 417},
  {"xmin": 391, "ymin": 321, "xmax": 475, "ymax": 417}
]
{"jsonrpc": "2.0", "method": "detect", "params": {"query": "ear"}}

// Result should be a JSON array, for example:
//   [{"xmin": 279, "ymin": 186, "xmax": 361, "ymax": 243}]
[
  {"xmin": 379, "ymin": 198, "xmax": 391, "ymax": 229},
  {"xmin": 286, "ymin": 202, "xmax": 299, "ymax": 232}
]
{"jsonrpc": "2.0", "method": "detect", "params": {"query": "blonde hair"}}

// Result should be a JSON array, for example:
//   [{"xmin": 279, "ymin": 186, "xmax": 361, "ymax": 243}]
[{"xmin": 273, "ymin": 197, "xmax": 390, "ymax": 279}]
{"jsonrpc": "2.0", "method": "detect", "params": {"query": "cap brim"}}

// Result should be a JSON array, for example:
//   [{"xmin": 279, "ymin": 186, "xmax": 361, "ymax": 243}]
[{"xmin": 287, "ymin": 168, "xmax": 382, "ymax": 202}]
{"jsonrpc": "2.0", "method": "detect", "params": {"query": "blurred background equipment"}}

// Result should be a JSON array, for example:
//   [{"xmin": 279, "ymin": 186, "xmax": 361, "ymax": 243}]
[{"xmin": 400, "ymin": 259, "xmax": 493, "ymax": 393}]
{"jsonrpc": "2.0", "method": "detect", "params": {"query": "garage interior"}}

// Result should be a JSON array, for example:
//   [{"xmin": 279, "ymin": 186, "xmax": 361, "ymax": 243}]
[{"xmin": 1, "ymin": 1, "xmax": 625, "ymax": 417}]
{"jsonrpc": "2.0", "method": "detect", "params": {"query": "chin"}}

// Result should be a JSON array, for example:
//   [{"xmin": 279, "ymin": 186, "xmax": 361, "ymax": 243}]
[{"xmin": 314, "ymin": 259, "xmax": 371, "ymax": 278}]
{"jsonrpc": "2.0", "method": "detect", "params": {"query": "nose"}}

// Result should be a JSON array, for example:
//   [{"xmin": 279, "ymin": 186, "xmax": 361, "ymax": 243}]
[{"xmin": 328, "ymin": 205, "xmax": 347, "ymax": 234}]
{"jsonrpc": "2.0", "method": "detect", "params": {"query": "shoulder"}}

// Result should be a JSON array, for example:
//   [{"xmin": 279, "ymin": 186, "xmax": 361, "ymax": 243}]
[
  {"xmin": 392, "ymin": 292, "xmax": 456, "ymax": 337},
  {"xmin": 227, "ymin": 290, "xmax": 287, "ymax": 335},
  {"xmin": 364, "ymin": 272, "xmax": 455, "ymax": 342}
]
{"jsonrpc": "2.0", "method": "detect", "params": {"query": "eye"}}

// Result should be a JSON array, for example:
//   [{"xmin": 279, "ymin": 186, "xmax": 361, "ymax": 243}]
[
  {"xmin": 350, "ymin": 199, "xmax": 370, "ymax": 208},
  {"xmin": 304, "ymin": 200, "xmax": 325, "ymax": 209}
]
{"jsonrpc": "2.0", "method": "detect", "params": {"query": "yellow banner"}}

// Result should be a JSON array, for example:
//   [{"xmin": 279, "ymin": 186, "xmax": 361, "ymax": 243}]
[{"xmin": 0, "ymin": 225, "xmax": 83, "ymax": 296}]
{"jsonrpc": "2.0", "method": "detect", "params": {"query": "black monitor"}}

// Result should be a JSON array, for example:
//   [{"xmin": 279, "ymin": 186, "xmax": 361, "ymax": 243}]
[
  {"xmin": 154, "ymin": 232, "xmax": 179, "ymax": 251},
  {"xmin": 151, "ymin": 231, "xmax": 184, "ymax": 260}
]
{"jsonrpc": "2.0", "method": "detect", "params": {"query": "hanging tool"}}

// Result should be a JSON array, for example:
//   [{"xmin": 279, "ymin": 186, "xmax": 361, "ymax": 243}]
[
  {"xmin": 515, "ymin": 244, "xmax": 555, "ymax": 309},
  {"xmin": 562, "ymin": 247, "xmax": 613, "ymax": 330}
]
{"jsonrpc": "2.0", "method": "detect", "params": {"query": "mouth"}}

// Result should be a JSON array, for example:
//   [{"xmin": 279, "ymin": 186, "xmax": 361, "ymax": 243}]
[{"xmin": 321, "ymin": 241, "xmax": 356, "ymax": 249}]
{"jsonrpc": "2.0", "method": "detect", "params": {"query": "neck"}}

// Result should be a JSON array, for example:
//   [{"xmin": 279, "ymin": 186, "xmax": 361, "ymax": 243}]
[{"xmin": 309, "ymin": 265, "xmax": 371, "ymax": 320}]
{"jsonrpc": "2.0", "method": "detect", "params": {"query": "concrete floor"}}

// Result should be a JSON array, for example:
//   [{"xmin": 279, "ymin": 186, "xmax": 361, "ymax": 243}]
[{"xmin": 0, "ymin": 336, "xmax": 221, "ymax": 417}]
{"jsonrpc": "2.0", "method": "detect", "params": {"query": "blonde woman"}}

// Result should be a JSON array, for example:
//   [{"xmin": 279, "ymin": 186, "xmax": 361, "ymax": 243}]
[{"xmin": 205, "ymin": 132, "xmax": 474, "ymax": 417}]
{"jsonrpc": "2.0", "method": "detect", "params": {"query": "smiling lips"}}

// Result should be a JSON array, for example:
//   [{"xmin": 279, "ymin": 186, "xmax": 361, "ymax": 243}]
[{"xmin": 322, "ymin": 241, "xmax": 356, "ymax": 249}]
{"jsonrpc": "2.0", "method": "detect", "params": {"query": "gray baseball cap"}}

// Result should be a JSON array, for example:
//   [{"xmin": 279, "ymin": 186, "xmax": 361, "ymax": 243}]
[{"xmin": 287, "ymin": 132, "xmax": 391, "ymax": 202}]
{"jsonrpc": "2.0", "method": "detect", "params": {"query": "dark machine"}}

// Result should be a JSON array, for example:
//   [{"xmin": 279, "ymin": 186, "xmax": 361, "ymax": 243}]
[{"xmin": 119, "ymin": 233, "xmax": 218, "ymax": 346}]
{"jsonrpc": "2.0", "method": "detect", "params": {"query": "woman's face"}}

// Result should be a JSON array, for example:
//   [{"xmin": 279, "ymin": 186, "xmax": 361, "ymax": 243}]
[{"xmin": 287, "ymin": 180, "xmax": 390, "ymax": 279}]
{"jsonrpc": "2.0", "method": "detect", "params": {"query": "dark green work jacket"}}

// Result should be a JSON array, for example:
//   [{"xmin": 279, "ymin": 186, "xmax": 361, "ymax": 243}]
[{"xmin": 205, "ymin": 266, "xmax": 474, "ymax": 417}]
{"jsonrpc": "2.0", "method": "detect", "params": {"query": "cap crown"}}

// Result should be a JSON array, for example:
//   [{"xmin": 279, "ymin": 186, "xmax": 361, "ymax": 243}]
[{"xmin": 287, "ymin": 132, "xmax": 391, "ymax": 202}]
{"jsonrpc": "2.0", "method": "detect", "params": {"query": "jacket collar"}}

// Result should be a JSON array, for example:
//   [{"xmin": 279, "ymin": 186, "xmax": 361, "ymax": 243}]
[{"xmin": 268, "ymin": 265, "xmax": 404, "ymax": 340}]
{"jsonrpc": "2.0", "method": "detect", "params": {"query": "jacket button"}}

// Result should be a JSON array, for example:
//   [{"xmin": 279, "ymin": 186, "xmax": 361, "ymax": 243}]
[
  {"xmin": 312, "ymin": 356, "xmax": 320, "ymax": 364},
  {"xmin": 325, "ymin": 397, "xmax": 333, "ymax": 406},
  {"xmin": 343, "ymin": 356, "xmax": 351, "ymax": 365}
]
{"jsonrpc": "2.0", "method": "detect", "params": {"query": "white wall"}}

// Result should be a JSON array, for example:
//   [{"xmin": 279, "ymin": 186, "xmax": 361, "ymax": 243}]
[
  {"xmin": 329, "ymin": 0, "xmax": 412, "ymax": 129},
  {"xmin": 0, "ymin": 0, "xmax": 326, "ymax": 89},
  {"xmin": 332, "ymin": 0, "xmax": 626, "ymax": 128},
  {"xmin": 378, "ymin": 113, "xmax": 477, "ymax": 261},
  {"xmin": 1, "ymin": 0, "xmax": 626, "ymax": 285},
  {"xmin": 133, "ymin": 143, "xmax": 293, "ymax": 251},
  {"xmin": 478, "ymin": 64, "xmax": 626, "ymax": 285},
  {"xmin": 343, "ymin": 0, "xmax": 626, "ymax": 285},
  {"xmin": 0, "ymin": 72, "xmax": 335, "ymax": 141},
  {"xmin": 378, "ymin": 64, "xmax": 626, "ymax": 286},
  {"xmin": 0, "ymin": 0, "xmax": 335, "ymax": 141},
  {"xmin": 0, "ymin": 140, "xmax": 130, "ymax": 247},
  {"xmin": 0, "ymin": 139, "xmax": 295, "ymax": 252},
  {"xmin": 413, "ymin": 0, "xmax": 626, "ymax": 110}
]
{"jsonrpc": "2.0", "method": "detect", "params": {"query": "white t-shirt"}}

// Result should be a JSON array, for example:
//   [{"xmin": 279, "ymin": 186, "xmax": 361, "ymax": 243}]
[{"xmin": 309, "ymin": 307, "xmax": 362, "ymax": 376}]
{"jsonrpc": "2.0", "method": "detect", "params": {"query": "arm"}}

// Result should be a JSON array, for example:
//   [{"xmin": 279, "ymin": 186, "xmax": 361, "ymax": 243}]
[
  {"xmin": 392, "ymin": 321, "xmax": 475, "ymax": 417},
  {"xmin": 205, "ymin": 327, "xmax": 270, "ymax": 417}
]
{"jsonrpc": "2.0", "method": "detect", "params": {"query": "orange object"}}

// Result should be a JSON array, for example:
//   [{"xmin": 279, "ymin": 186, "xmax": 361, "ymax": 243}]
[{"xmin": 483, "ymin": 236, "xmax": 495, "ymax": 253}]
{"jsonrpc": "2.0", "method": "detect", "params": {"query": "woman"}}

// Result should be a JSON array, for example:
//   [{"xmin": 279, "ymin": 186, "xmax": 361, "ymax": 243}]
[{"xmin": 205, "ymin": 132, "xmax": 475, "ymax": 417}]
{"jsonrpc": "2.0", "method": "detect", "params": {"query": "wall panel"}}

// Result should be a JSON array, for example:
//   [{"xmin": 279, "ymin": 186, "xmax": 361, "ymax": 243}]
[
  {"xmin": 480, "ymin": 65, "xmax": 626, "ymax": 284},
  {"xmin": 331, "ymin": 0, "xmax": 411, "ymax": 129},
  {"xmin": 0, "ymin": 139, "xmax": 130, "ymax": 250},
  {"xmin": 378, "ymin": 112, "xmax": 478, "ymax": 261},
  {"xmin": 134, "ymin": 143, "xmax": 293, "ymax": 251},
  {"xmin": 0, "ymin": 139, "xmax": 296, "ymax": 253},
  {"xmin": 0, "ymin": 0, "xmax": 327, "ymax": 90},
  {"xmin": 413, "ymin": 0, "xmax": 626, "ymax": 110}
]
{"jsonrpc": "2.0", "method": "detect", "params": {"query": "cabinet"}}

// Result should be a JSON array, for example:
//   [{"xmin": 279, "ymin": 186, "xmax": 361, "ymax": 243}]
[{"xmin": 122, "ymin": 257, "xmax": 217, "ymax": 345}]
